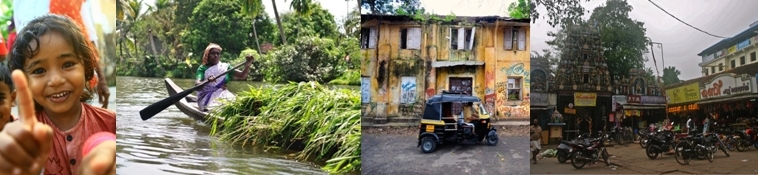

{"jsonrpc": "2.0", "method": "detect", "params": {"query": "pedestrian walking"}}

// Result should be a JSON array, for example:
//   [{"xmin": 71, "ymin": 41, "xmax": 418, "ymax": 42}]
[{"xmin": 530, "ymin": 119, "xmax": 542, "ymax": 164}]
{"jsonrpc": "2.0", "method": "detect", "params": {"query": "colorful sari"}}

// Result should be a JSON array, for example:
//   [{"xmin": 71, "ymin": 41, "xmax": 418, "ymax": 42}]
[
  {"xmin": 196, "ymin": 43, "xmax": 235, "ymax": 111},
  {"xmin": 196, "ymin": 63, "xmax": 236, "ymax": 111}
]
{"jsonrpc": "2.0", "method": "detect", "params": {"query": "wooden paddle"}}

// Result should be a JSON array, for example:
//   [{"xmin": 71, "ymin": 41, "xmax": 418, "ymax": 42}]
[{"xmin": 139, "ymin": 62, "xmax": 246, "ymax": 121}]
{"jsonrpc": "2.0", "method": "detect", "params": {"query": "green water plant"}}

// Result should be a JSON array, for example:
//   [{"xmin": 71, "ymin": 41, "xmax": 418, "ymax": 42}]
[{"xmin": 209, "ymin": 81, "xmax": 361, "ymax": 174}]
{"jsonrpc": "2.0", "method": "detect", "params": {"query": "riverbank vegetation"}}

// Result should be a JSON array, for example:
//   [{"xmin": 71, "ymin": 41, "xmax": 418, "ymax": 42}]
[
  {"xmin": 116, "ymin": 0, "xmax": 360, "ymax": 85},
  {"xmin": 209, "ymin": 81, "xmax": 360, "ymax": 174}
]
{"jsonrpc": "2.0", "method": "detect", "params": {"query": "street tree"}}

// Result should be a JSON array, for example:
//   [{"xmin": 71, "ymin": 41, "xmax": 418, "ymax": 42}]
[
  {"xmin": 530, "ymin": 0, "xmax": 590, "ymax": 28},
  {"xmin": 589, "ymin": 0, "xmax": 649, "ymax": 80},
  {"xmin": 508, "ymin": 0, "xmax": 531, "ymax": 19},
  {"xmin": 662, "ymin": 66, "xmax": 681, "ymax": 86}
]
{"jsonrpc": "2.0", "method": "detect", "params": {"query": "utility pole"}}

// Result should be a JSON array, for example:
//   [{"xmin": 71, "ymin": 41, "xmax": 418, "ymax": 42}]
[{"xmin": 651, "ymin": 42, "xmax": 664, "ymax": 68}]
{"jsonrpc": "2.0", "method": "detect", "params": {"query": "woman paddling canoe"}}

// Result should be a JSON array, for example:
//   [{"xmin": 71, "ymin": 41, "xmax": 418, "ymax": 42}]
[{"xmin": 195, "ymin": 43, "xmax": 254, "ymax": 112}]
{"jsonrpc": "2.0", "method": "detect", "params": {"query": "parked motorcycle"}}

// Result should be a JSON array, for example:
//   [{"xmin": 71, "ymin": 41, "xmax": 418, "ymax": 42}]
[
  {"xmin": 674, "ymin": 131, "xmax": 714, "ymax": 165},
  {"xmin": 645, "ymin": 129, "xmax": 675, "ymax": 159},
  {"xmin": 733, "ymin": 128, "xmax": 758, "ymax": 151},
  {"xmin": 606, "ymin": 126, "xmax": 632, "ymax": 145},
  {"xmin": 556, "ymin": 137, "xmax": 585, "ymax": 163},
  {"xmin": 571, "ymin": 131, "xmax": 610, "ymax": 169},
  {"xmin": 638, "ymin": 126, "xmax": 658, "ymax": 148}
]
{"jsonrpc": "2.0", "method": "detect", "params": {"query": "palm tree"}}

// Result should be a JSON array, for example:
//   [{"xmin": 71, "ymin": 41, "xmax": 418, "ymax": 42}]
[
  {"xmin": 117, "ymin": 0, "xmax": 147, "ymax": 59},
  {"xmin": 240, "ymin": 0, "xmax": 263, "ymax": 53},
  {"xmin": 271, "ymin": 0, "xmax": 286, "ymax": 44},
  {"xmin": 146, "ymin": 0, "xmax": 171, "ymax": 57}
]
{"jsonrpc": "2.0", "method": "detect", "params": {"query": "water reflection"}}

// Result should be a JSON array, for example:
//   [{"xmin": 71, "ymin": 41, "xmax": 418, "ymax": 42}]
[{"xmin": 116, "ymin": 76, "xmax": 327, "ymax": 175}]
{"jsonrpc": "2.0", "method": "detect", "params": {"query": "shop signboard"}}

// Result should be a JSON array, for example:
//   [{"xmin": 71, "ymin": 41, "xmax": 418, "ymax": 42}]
[
  {"xmin": 701, "ymin": 74, "xmax": 753, "ymax": 99},
  {"xmin": 627, "ymin": 95, "xmax": 641, "ymax": 104},
  {"xmin": 574, "ymin": 92, "xmax": 597, "ymax": 106},
  {"xmin": 665, "ymin": 83, "xmax": 700, "ymax": 104},
  {"xmin": 611, "ymin": 95, "xmax": 626, "ymax": 111},
  {"xmin": 531, "ymin": 93, "xmax": 549, "ymax": 106},
  {"xmin": 737, "ymin": 39, "xmax": 751, "ymax": 50},
  {"xmin": 641, "ymin": 96, "xmax": 666, "ymax": 104}
]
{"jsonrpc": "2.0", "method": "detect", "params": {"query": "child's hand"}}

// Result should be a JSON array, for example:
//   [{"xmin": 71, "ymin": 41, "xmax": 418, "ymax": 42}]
[
  {"xmin": 0, "ymin": 70, "xmax": 54, "ymax": 174},
  {"xmin": 76, "ymin": 140, "xmax": 115, "ymax": 175}
]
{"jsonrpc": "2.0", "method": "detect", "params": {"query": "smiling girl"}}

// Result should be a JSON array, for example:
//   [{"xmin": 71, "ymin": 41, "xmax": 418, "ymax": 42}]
[{"xmin": 1, "ymin": 14, "xmax": 115, "ymax": 175}]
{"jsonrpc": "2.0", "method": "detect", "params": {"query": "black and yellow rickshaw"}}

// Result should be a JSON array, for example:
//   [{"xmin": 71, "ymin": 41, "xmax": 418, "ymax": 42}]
[{"xmin": 417, "ymin": 91, "xmax": 498, "ymax": 153}]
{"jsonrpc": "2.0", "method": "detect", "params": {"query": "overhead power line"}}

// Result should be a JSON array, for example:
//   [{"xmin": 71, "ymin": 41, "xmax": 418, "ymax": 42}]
[{"xmin": 648, "ymin": 0, "xmax": 729, "ymax": 39}]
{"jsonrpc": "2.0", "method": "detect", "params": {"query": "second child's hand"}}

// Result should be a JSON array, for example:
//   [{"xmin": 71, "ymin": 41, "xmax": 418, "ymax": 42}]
[{"xmin": 0, "ymin": 70, "xmax": 54, "ymax": 175}]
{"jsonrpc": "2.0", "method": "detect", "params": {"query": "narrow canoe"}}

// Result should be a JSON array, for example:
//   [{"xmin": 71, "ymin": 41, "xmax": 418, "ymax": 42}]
[{"xmin": 164, "ymin": 78, "xmax": 223, "ymax": 123}]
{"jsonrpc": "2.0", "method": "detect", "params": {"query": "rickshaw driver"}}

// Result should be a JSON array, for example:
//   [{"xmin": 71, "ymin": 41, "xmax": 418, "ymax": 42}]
[
  {"xmin": 459, "ymin": 102, "xmax": 480, "ymax": 136},
  {"xmin": 463, "ymin": 102, "xmax": 480, "ymax": 123}
]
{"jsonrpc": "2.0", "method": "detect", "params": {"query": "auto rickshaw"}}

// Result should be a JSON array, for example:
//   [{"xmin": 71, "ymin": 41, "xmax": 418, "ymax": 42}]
[{"xmin": 417, "ymin": 91, "xmax": 499, "ymax": 153}]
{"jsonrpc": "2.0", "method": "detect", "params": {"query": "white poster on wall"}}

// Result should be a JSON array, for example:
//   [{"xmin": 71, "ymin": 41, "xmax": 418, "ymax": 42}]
[
  {"xmin": 400, "ymin": 77, "xmax": 417, "ymax": 104},
  {"xmin": 361, "ymin": 77, "xmax": 370, "ymax": 103}
]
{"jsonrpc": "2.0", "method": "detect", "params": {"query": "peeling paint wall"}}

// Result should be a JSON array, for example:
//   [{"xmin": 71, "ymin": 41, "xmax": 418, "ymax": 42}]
[{"xmin": 361, "ymin": 19, "xmax": 530, "ymax": 121}]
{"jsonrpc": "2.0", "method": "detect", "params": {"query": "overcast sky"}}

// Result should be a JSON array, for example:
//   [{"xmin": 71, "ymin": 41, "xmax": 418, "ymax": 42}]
[{"xmin": 531, "ymin": 0, "xmax": 758, "ymax": 80}]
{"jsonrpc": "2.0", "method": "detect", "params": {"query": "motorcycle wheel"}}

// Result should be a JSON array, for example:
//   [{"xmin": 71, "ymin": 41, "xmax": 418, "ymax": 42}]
[
  {"xmin": 707, "ymin": 145, "xmax": 714, "ymax": 162},
  {"xmin": 736, "ymin": 140, "xmax": 745, "ymax": 152},
  {"xmin": 726, "ymin": 138, "xmax": 736, "ymax": 151},
  {"xmin": 557, "ymin": 151, "xmax": 567, "ymax": 163},
  {"xmin": 696, "ymin": 145, "xmax": 707, "ymax": 160},
  {"xmin": 646, "ymin": 145, "xmax": 659, "ymax": 159},
  {"xmin": 602, "ymin": 149, "xmax": 610, "ymax": 166},
  {"xmin": 674, "ymin": 142, "xmax": 691, "ymax": 165},
  {"xmin": 571, "ymin": 152, "xmax": 587, "ymax": 169}
]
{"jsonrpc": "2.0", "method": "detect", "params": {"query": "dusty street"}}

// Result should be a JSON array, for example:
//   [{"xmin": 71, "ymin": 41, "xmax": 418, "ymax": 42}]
[
  {"xmin": 532, "ymin": 142, "xmax": 758, "ymax": 174},
  {"xmin": 361, "ymin": 128, "xmax": 530, "ymax": 175}
]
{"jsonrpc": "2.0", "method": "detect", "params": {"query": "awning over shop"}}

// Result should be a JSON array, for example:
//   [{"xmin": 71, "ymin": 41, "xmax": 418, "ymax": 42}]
[
  {"xmin": 432, "ymin": 61, "xmax": 484, "ymax": 68},
  {"xmin": 622, "ymin": 104, "xmax": 666, "ymax": 110},
  {"xmin": 696, "ymin": 94, "xmax": 758, "ymax": 105}
]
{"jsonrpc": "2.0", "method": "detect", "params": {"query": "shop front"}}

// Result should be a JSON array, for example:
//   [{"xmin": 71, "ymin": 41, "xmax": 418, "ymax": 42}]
[
  {"xmin": 557, "ymin": 91, "xmax": 612, "ymax": 139},
  {"xmin": 612, "ymin": 95, "xmax": 666, "ymax": 133},
  {"xmin": 696, "ymin": 73, "xmax": 758, "ymax": 133},
  {"xmin": 665, "ymin": 82, "xmax": 703, "ymax": 132}
]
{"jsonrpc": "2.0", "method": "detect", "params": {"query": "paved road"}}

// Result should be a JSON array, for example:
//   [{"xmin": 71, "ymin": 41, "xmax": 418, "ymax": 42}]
[
  {"xmin": 532, "ymin": 142, "xmax": 758, "ymax": 174},
  {"xmin": 361, "ymin": 134, "xmax": 529, "ymax": 175}
]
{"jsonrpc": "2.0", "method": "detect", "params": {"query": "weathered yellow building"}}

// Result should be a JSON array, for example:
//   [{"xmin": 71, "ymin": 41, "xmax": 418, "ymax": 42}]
[{"xmin": 360, "ymin": 14, "xmax": 531, "ymax": 124}]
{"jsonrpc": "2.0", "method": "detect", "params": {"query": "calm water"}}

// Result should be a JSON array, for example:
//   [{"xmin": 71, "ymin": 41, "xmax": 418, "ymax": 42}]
[{"xmin": 115, "ymin": 76, "xmax": 328, "ymax": 175}]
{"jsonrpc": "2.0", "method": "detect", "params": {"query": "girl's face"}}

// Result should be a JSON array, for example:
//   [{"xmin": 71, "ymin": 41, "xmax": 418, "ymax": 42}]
[{"xmin": 24, "ymin": 31, "xmax": 85, "ymax": 116}]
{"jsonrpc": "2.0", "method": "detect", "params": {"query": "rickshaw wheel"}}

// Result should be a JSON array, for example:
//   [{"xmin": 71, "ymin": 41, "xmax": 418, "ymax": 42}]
[
  {"xmin": 486, "ymin": 130, "xmax": 498, "ymax": 146},
  {"xmin": 421, "ymin": 137, "xmax": 437, "ymax": 153}
]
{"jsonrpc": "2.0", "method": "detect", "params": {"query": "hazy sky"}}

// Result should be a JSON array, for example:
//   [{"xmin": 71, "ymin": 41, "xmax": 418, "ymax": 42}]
[{"xmin": 531, "ymin": 0, "xmax": 758, "ymax": 80}]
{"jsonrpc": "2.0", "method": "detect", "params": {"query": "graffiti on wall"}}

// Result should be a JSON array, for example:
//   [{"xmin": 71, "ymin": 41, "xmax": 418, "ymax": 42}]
[
  {"xmin": 426, "ymin": 88, "xmax": 436, "ymax": 99},
  {"xmin": 400, "ymin": 77, "xmax": 417, "ymax": 104},
  {"xmin": 361, "ymin": 77, "xmax": 371, "ymax": 103},
  {"xmin": 485, "ymin": 70, "xmax": 496, "ymax": 114},
  {"xmin": 495, "ymin": 62, "xmax": 531, "ymax": 119},
  {"xmin": 426, "ymin": 66, "xmax": 436, "ymax": 99},
  {"xmin": 497, "ymin": 100, "xmax": 531, "ymax": 118}
]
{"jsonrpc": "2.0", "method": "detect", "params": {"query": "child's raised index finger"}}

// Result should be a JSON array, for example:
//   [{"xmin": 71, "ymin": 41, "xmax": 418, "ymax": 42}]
[{"xmin": 11, "ymin": 70, "xmax": 37, "ymax": 126}]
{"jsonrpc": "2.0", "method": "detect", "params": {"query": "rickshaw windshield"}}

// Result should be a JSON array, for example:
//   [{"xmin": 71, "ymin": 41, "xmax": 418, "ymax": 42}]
[{"xmin": 475, "ymin": 102, "xmax": 490, "ymax": 115}]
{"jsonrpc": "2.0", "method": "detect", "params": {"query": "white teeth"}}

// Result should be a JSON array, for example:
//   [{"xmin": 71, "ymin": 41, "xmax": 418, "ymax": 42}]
[{"xmin": 51, "ymin": 92, "xmax": 69, "ymax": 98}]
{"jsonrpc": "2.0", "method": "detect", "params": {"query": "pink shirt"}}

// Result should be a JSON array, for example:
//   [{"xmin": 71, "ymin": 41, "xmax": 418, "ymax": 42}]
[{"xmin": 37, "ymin": 103, "xmax": 116, "ymax": 175}]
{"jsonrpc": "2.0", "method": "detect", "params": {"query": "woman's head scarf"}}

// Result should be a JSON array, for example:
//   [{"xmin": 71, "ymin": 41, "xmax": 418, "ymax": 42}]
[{"xmin": 202, "ymin": 43, "xmax": 222, "ymax": 65}]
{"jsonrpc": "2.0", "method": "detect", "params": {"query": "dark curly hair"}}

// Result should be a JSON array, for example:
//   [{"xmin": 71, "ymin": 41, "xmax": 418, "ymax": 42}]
[
  {"xmin": 7, "ymin": 14, "xmax": 95, "ymax": 111},
  {"xmin": 0, "ymin": 62, "xmax": 12, "ymax": 92}
]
